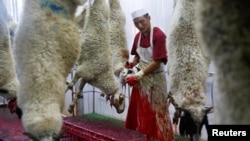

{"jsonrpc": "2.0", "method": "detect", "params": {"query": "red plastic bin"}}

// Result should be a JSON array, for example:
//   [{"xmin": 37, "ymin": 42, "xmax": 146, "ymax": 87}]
[{"xmin": 62, "ymin": 114, "xmax": 146, "ymax": 141}]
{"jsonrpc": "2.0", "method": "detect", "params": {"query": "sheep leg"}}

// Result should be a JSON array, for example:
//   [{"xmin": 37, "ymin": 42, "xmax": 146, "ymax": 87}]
[
  {"xmin": 192, "ymin": 107, "xmax": 213, "ymax": 141},
  {"xmin": 192, "ymin": 122, "xmax": 200, "ymax": 141},
  {"xmin": 201, "ymin": 115, "xmax": 209, "ymax": 135},
  {"xmin": 65, "ymin": 72, "xmax": 81, "ymax": 93},
  {"xmin": 68, "ymin": 78, "xmax": 86, "ymax": 113}
]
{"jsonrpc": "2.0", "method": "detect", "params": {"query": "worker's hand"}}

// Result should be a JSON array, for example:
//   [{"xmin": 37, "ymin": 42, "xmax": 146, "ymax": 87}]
[
  {"xmin": 125, "ymin": 61, "xmax": 134, "ymax": 69},
  {"xmin": 125, "ymin": 70, "xmax": 144, "ymax": 86},
  {"xmin": 134, "ymin": 70, "xmax": 144, "ymax": 80}
]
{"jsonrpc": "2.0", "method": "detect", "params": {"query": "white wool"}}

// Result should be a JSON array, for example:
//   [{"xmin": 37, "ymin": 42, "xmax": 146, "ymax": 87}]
[
  {"xmin": 0, "ymin": 0, "xmax": 19, "ymax": 100},
  {"xmin": 14, "ymin": 0, "xmax": 83, "ymax": 139},
  {"xmin": 74, "ymin": 4, "xmax": 89, "ymax": 30},
  {"xmin": 71, "ymin": 0, "xmax": 125, "ymax": 114},
  {"xmin": 73, "ymin": 0, "xmax": 117, "ymax": 94},
  {"xmin": 108, "ymin": 0, "xmax": 129, "ymax": 77},
  {"xmin": 167, "ymin": 0, "xmax": 210, "ymax": 122},
  {"xmin": 195, "ymin": 0, "xmax": 250, "ymax": 124}
]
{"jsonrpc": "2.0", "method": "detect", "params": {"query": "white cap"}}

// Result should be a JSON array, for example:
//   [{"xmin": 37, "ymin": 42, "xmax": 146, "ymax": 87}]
[{"xmin": 131, "ymin": 8, "xmax": 148, "ymax": 20}]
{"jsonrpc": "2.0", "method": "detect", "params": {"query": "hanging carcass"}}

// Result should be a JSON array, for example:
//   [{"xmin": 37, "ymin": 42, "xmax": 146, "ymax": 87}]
[
  {"xmin": 167, "ymin": 0, "xmax": 211, "ymax": 140},
  {"xmin": 0, "ymin": 0, "xmax": 19, "ymax": 105},
  {"xmin": 13, "ymin": 0, "xmax": 85, "ymax": 140},
  {"xmin": 108, "ymin": 0, "xmax": 129, "ymax": 79},
  {"xmin": 66, "ymin": 0, "xmax": 125, "ymax": 114}
]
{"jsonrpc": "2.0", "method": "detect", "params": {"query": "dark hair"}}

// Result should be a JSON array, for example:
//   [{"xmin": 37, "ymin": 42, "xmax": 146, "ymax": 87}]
[{"xmin": 143, "ymin": 13, "xmax": 149, "ymax": 18}]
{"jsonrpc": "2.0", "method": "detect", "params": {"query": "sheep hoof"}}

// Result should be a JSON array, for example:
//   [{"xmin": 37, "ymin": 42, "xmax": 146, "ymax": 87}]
[
  {"xmin": 77, "ymin": 95, "xmax": 83, "ymax": 99},
  {"xmin": 68, "ymin": 104, "xmax": 74, "ymax": 113},
  {"xmin": 100, "ymin": 93, "xmax": 105, "ymax": 97},
  {"xmin": 68, "ymin": 108, "xmax": 73, "ymax": 113}
]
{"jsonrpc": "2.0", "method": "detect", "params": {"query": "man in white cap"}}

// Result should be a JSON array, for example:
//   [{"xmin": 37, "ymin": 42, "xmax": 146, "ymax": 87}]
[{"xmin": 124, "ymin": 8, "xmax": 174, "ymax": 141}]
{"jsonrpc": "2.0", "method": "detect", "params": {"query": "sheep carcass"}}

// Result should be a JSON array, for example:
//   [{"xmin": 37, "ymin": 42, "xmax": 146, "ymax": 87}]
[
  {"xmin": 195, "ymin": 0, "xmax": 250, "ymax": 124},
  {"xmin": 0, "ymin": 0, "xmax": 19, "ymax": 101},
  {"xmin": 167, "ymin": 0, "xmax": 210, "ymax": 122},
  {"xmin": 108, "ymin": 0, "xmax": 129, "ymax": 78},
  {"xmin": 67, "ymin": 0, "xmax": 125, "ymax": 114},
  {"xmin": 14, "ymin": 0, "xmax": 85, "ymax": 140}
]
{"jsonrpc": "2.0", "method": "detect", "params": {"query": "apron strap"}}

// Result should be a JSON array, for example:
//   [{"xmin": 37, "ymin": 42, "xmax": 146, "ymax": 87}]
[{"xmin": 137, "ymin": 26, "xmax": 154, "ymax": 47}]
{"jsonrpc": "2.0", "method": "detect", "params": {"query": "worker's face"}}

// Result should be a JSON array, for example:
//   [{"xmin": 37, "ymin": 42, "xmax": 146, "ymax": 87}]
[{"xmin": 133, "ymin": 15, "xmax": 151, "ymax": 34}]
